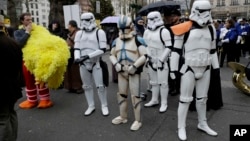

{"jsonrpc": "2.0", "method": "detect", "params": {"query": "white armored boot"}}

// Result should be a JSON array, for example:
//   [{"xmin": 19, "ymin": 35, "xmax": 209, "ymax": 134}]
[
  {"xmin": 84, "ymin": 87, "xmax": 95, "ymax": 116},
  {"xmin": 196, "ymin": 99, "xmax": 218, "ymax": 136},
  {"xmin": 159, "ymin": 85, "xmax": 168, "ymax": 113},
  {"xmin": 97, "ymin": 86, "xmax": 109, "ymax": 116},
  {"xmin": 178, "ymin": 102, "xmax": 190, "ymax": 141},
  {"xmin": 144, "ymin": 84, "xmax": 159, "ymax": 107},
  {"xmin": 112, "ymin": 93, "xmax": 128, "ymax": 124},
  {"xmin": 130, "ymin": 96, "xmax": 142, "ymax": 131}
]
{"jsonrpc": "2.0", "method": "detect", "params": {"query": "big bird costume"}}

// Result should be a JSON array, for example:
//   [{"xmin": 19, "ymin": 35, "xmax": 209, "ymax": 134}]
[{"xmin": 14, "ymin": 23, "xmax": 70, "ymax": 109}]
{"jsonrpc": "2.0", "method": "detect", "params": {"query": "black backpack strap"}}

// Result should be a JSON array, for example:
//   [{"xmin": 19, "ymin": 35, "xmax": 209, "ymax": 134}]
[
  {"xmin": 96, "ymin": 29, "xmax": 100, "ymax": 48},
  {"xmin": 165, "ymin": 26, "xmax": 174, "ymax": 45},
  {"xmin": 183, "ymin": 30, "xmax": 190, "ymax": 45},
  {"xmin": 208, "ymin": 25, "xmax": 214, "ymax": 41},
  {"xmin": 159, "ymin": 27, "xmax": 165, "ymax": 46}
]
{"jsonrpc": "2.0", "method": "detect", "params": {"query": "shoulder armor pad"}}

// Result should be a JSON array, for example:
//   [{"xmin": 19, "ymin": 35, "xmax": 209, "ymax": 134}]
[
  {"xmin": 111, "ymin": 38, "xmax": 117, "ymax": 48},
  {"xmin": 171, "ymin": 21, "xmax": 193, "ymax": 36},
  {"xmin": 136, "ymin": 36, "xmax": 147, "ymax": 47}
]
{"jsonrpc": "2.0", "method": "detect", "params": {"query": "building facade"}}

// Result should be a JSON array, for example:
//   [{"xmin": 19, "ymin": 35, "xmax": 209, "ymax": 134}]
[
  {"xmin": 22, "ymin": 0, "xmax": 50, "ymax": 27},
  {"xmin": 211, "ymin": 0, "xmax": 250, "ymax": 19}
]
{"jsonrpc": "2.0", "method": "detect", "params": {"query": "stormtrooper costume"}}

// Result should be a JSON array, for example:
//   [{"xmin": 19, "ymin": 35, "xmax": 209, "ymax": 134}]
[
  {"xmin": 170, "ymin": 0, "xmax": 219, "ymax": 140},
  {"xmin": 110, "ymin": 15, "xmax": 147, "ymax": 131},
  {"xmin": 74, "ymin": 12, "xmax": 109, "ymax": 116},
  {"xmin": 143, "ymin": 11, "xmax": 172, "ymax": 113}
]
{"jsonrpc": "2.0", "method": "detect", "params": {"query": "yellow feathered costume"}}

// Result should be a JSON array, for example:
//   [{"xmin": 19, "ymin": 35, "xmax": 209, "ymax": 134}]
[{"xmin": 22, "ymin": 24, "xmax": 70, "ymax": 89}]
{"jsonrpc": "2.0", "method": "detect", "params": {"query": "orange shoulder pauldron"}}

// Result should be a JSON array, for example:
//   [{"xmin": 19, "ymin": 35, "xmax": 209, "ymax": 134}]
[{"xmin": 171, "ymin": 21, "xmax": 193, "ymax": 36}]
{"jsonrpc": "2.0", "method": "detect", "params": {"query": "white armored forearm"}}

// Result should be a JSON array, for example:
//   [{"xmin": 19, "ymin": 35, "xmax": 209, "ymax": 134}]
[
  {"xmin": 133, "ymin": 56, "xmax": 146, "ymax": 68},
  {"xmin": 74, "ymin": 31, "xmax": 81, "ymax": 60},
  {"xmin": 74, "ymin": 48, "xmax": 81, "ymax": 60},
  {"xmin": 109, "ymin": 48, "xmax": 118, "ymax": 65},
  {"xmin": 170, "ymin": 52, "xmax": 180, "ymax": 72},
  {"xmin": 159, "ymin": 48, "xmax": 171, "ymax": 62},
  {"xmin": 211, "ymin": 53, "xmax": 219, "ymax": 69},
  {"xmin": 88, "ymin": 49, "xmax": 104, "ymax": 58}
]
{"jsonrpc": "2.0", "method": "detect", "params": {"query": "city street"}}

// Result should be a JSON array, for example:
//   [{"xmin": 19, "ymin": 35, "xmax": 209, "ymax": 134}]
[{"xmin": 16, "ymin": 54, "xmax": 250, "ymax": 141}]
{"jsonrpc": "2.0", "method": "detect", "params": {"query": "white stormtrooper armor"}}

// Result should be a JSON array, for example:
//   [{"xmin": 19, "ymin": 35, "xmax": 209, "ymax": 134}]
[
  {"xmin": 189, "ymin": 0, "xmax": 212, "ymax": 27},
  {"xmin": 110, "ymin": 15, "xmax": 147, "ymax": 131},
  {"xmin": 143, "ymin": 11, "xmax": 172, "ymax": 113},
  {"xmin": 80, "ymin": 12, "xmax": 97, "ymax": 31},
  {"xmin": 170, "ymin": 0, "xmax": 219, "ymax": 140},
  {"xmin": 74, "ymin": 12, "xmax": 109, "ymax": 116}
]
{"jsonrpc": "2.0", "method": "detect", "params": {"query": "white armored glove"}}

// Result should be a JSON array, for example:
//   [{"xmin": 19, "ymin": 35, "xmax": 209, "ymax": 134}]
[
  {"xmin": 115, "ymin": 63, "xmax": 122, "ymax": 72},
  {"xmin": 157, "ymin": 60, "xmax": 164, "ymax": 70},
  {"xmin": 236, "ymin": 36, "xmax": 241, "ymax": 44},
  {"xmin": 221, "ymin": 38, "xmax": 229, "ymax": 43},
  {"xmin": 128, "ymin": 65, "xmax": 137, "ymax": 75},
  {"xmin": 170, "ymin": 72, "xmax": 176, "ymax": 80},
  {"xmin": 242, "ymin": 32, "xmax": 247, "ymax": 36}
]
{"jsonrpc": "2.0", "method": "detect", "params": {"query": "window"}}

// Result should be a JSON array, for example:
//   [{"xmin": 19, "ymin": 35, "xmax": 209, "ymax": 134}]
[
  {"xmin": 30, "ymin": 3, "xmax": 33, "ymax": 8},
  {"xmin": 37, "ymin": 18, "xmax": 39, "ymax": 23},
  {"xmin": 36, "ymin": 11, "xmax": 39, "ymax": 16},
  {"xmin": 222, "ymin": 0, "xmax": 225, "ymax": 6},
  {"xmin": 35, "ymin": 4, "xmax": 38, "ymax": 9},
  {"xmin": 245, "ymin": 0, "xmax": 250, "ymax": 4},
  {"xmin": 217, "ymin": 0, "xmax": 221, "ymax": 6},
  {"xmin": 231, "ymin": 0, "xmax": 239, "ymax": 5}
]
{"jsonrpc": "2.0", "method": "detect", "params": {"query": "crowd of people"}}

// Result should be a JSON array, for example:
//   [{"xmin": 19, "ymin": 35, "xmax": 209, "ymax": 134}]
[{"xmin": 3, "ymin": 0, "xmax": 250, "ymax": 140}]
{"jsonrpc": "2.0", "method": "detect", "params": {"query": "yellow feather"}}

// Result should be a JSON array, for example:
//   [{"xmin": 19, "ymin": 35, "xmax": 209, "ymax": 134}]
[{"xmin": 22, "ymin": 24, "xmax": 70, "ymax": 89}]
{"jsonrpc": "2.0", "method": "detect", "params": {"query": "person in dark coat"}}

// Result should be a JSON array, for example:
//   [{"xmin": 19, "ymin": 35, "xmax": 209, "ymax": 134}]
[
  {"xmin": 0, "ymin": 19, "xmax": 23, "ymax": 141},
  {"xmin": 64, "ymin": 20, "xmax": 83, "ymax": 94},
  {"xmin": 48, "ymin": 20, "xmax": 64, "ymax": 38}
]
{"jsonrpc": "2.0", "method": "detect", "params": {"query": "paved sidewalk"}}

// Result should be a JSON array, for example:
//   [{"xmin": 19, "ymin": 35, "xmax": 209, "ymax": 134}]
[{"xmin": 16, "ymin": 55, "xmax": 250, "ymax": 141}]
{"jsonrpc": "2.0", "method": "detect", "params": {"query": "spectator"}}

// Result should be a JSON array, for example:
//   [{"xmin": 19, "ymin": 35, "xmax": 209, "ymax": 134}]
[
  {"xmin": 64, "ymin": 20, "xmax": 83, "ymax": 94},
  {"xmin": 48, "ymin": 20, "xmax": 64, "ymax": 38},
  {"xmin": 0, "ymin": 15, "xmax": 23, "ymax": 141}
]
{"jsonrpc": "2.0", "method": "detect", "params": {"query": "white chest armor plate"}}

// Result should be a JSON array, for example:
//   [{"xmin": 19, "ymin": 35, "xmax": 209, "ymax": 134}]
[
  {"xmin": 184, "ymin": 27, "xmax": 212, "ymax": 66},
  {"xmin": 144, "ymin": 28, "xmax": 165, "ymax": 57},
  {"xmin": 78, "ymin": 30, "xmax": 100, "ymax": 62},
  {"xmin": 115, "ymin": 37, "xmax": 139, "ymax": 65}
]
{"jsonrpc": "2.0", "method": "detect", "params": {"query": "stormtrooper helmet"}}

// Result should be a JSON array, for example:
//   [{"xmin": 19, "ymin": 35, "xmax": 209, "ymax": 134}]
[
  {"xmin": 146, "ymin": 11, "xmax": 164, "ymax": 30},
  {"xmin": 80, "ymin": 12, "xmax": 96, "ymax": 31},
  {"xmin": 117, "ymin": 15, "xmax": 134, "ymax": 39},
  {"xmin": 189, "ymin": 0, "xmax": 212, "ymax": 27}
]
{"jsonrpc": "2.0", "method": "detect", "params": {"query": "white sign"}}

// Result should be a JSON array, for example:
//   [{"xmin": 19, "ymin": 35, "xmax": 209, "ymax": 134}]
[
  {"xmin": 96, "ymin": 1, "xmax": 100, "ymax": 14},
  {"xmin": 63, "ymin": 5, "xmax": 81, "ymax": 28}
]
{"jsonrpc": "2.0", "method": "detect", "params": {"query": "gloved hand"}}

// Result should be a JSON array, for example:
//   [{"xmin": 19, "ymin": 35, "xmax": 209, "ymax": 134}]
[
  {"xmin": 80, "ymin": 55, "xmax": 90, "ymax": 62},
  {"xmin": 157, "ymin": 60, "xmax": 164, "ymax": 70},
  {"xmin": 221, "ymin": 38, "xmax": 229, "ymax": 43},
  {"xmin": 74, "ymin": 58, "xmax": 81, "ymax": 64},
  {"xmin": 128, "ymin": 65, "xmax": 137, "ymax": 75},
  {"xmin": 74, "ymin": 55, "xmax": 89, "ymax": 64},
  {"xmin": 114, "ymin": 63, "xmax": 122, "ymax": 72},
  {"xmin": 236, "ymin": 36, "xmax": 241, "ymax": 44},
  {"xmin": 242, "ymin": 32, "xmax": 247, "ymax": 36},
  {"xmin": 170, "ymin": 71, "xmax": 178, "ymax": 80},
  {"xmin": 148, "ymin": 56, "xmax": 157, "ymax": 64}
]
